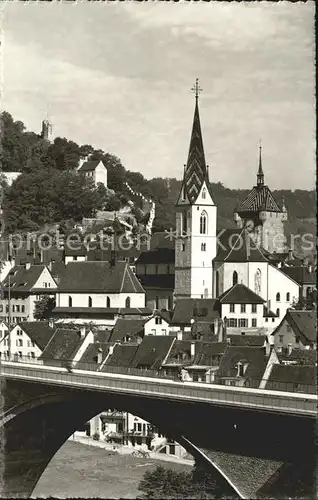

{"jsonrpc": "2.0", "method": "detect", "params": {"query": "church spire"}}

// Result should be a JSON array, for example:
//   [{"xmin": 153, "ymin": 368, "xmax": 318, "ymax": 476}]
[
  {"xmin": 257, "ymin": 140, "xmax": 264, "ymax": 187},
  {"xmin": 182, "ymin": 78, "xmax": 207, "ymax": 204}
]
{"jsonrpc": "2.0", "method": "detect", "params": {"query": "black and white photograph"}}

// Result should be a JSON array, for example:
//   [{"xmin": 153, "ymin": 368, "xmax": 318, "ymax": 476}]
[{"xmin": 0, "ymin": 1, "xmax": 316, "ymax": 499}]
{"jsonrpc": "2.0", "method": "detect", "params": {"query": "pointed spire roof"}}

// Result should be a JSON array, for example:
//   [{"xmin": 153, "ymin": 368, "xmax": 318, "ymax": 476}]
[
  {"xmin": 179, "ymin": 79, "xmax": 210, "ymax": 205},
  {"xmin": 257, "ymin": 142, "xmax": 264, "ymax": 187}
]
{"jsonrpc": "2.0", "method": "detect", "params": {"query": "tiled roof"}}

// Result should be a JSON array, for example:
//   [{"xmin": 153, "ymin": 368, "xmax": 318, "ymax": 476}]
[
  {"xmin": 192, "ymin": 341, "xmax": 227, "ymax": 366},
  {"xmin": 218, "ymin": 229, "xmax": 268, "ymax": 263},
  {"xmin": 190, "ymin": 321, "xmax": 218, "ymax": 342},
  {"xmin": 236, "ymin": 185, "xmax": 281, "ymax": 213},
  {"xmin": 136, "ymin": 274, "xmax": 175, "ymax": 290},
  {"xmin": 1, "ymin": 265, "xmax": 48, "ymax": 292},
  {"xmin": 79, "ymin": 342, "xmax": 112, "ymax": 365},
  {"xmin": 58, "ymin": 261, "xmax": 145, "ymax": 293},
  {"xmin": 53, "ymin": 307, "xmax": 151, "ymax": 316},
  {"xmin": 78, "ymin": 160, "xmax": 106, "ymax": 172},
  {"xmin": 278, "ymin": 348, "xmax": 317, "ymax": 366},
  {"xmin": 131, "ymin": 335, "xmax": 175, "ymax": 369},
  {"xmin": 110, "ymin": 318, "xmax": 146, "ymax": 342},
  {"xmin": 286, "ymin": 310, "xmax": 317, "ymax": 344},
  {"xmin": 93, "ymin": 329, "xmax": 112, "ymax": 343},
  {"xmin": 218, "ymin": 283, "xmax": 266, "ymax": 304},
  {"xmin": 280, "ymin": 266, "xmax": 316, "ymax": 285},
  {"xmin": 171, "ymin": 298, "xmax": 220, "ymax": 325},
  {"xmin": 102, "ymin": 344, "xmax": 139, "ymax": 368},
  {"xmin": 64, "ymin": 244, "xmax": 87, "ymax": 257},
  {"xmin": 267, "ymin": 364, "xmax": 316, "ymax": 387},
  {"xmin": 136, "ymin": 249, "xmax": 175, "ymax": 265},
  {"xmin": 214, "ymin": 229, "xmax": 244, "ymax": 261},
  {"xmin": 227, "ymin": 335, "xmax": 266, "ymax": 347},
  {"xmin": 217, "ymin": 346, "xmax": 267, "ymax": 381},
  {"xmin": 50, "ymin": 262, "xmax": 66, "ymax": 281},
  {"xmin": 164, "ymin": 340, "xmax": 192, "ymax": 365},
  {"xmin": 18, "ymin": 321, "xmax": 55, "ymax": 351},
  {"xmin": 40, "ymin": 327, "xmax": 85, "ymax": 361},
  {"xmin": 149, "ymin": 232, "xmax": 175, "ymax": 250}
]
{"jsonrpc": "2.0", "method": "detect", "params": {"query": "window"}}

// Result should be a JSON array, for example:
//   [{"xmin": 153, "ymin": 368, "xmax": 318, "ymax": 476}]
[
  {"xmin": 276, "ymin": 308, "xmax": 280, "ymax": 318},
  {"xmin": 199, "ymin": 211, "xmax": 207, "ymax": 234},
  {"xmin": 202, "ymin": 188, "xmax": 206, "ymax": 200},
  {"xmin": 16, "ymin": 305, "xmax": 20, "ymax": 313},
  {"xmin": 228, "ymin": 318, "xmax": 237, "ymax": 328},
  {"xmin": 17, "ymin": 329, "xmax": 23, "ymax": 336},
  {"xmin": 240, "ymin": 304, "xmax": 246, "ymax": 313},
  {"xmin": 237, "ymin": 363, "xmax": 244, "ymax": 377},
  {"xmin": 88, "ymin": 296, "xmax": 92, "ymax": 307},
  {"xmin": 252, "ymin": 318, "xmax": 257, "ymax": 328},
  {"xmin": 125, "ymin": 297, "xmax": 131, "ymax": 308},
  {"xmin": 251, "ymin": 304, "xmax": 257, "ymax": 313},
  {"xmin": 238, "ymin": 319, "xmax": 248, "ymax": 328},
  {"xmin": 31, "ymin": 352, "xmax": 35, "ymax": 359},
  {"xmin": 295, "ymin": 337, "xmax": 300, "ymax": 344},
  {"xmin": 155, "ymin": 317, "xmax": 162, "ymax": 325},
  {"xmin": 181, "ymin": 242, "xmax": 186, "ymax": 252},
  {"xmin": 161, "ymin": 329, "xmax": 167, "ymax": 335},
  {"xmin": 272, "ymin": 318, "xmax": 275, "ymax": 323},
  {"xmin": 137, "ymin": 423, "xmax": 142, "ymax": 432},
  {"xmin": 18, "ymin": 351, "xmax": 22, "ymax": 358},
  {"xmin": 123, "ymin": 335, "xmax": 130, "ymax": 342},
  {"xmin": 68, "ymin": 296, "xmax": 72, "ymax": 307},
  {"xmin": 16, "ymin": 339, "xmax": 23, "ymax": 347},
  {"xmin": 230, "ymin": 304, "xmax": 235, "ymax": 313},
  {"xmin": 169, "ymin": 444, "xmax": 176, "ymax": 455},
  {"xmin": 276, "ymin": 293, "xmax": 280, "ymax": 302},
  {"xmin": 106, "ymin": 297, "xmax": 111, "ymax": 308},
  {"xmin": 21, "ymin": 305, "xmax": 25, "ymax": 313},
  {"xmin": 232, "ymin": 271, "xmax": 238, "ymax": 286},
  {"xmin": 192, "ymin": 373, "xmax": 199, "ymax": 382},
  {"xmin": 279, "ymin": 335, "xmax": 284, "ymax": 343},
  {"xmin": 150, "ymin": 329, "xmax": 156, "ymax": 335},
  {"xmin": 201, "ymin": 243, "xmax": 206, "ymax": 251},
  {"xmin": 286, "ymin": 292, "xmax": 290, "ymax": 301}
]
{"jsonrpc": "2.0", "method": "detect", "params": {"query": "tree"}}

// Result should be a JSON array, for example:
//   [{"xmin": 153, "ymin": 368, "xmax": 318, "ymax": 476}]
[{"xmin": 34, "ymin": 296, "xmax": 56, "ymax": 320}]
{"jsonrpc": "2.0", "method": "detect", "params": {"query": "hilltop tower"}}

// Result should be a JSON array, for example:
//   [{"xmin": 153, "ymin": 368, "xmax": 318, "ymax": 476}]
[
  {"xmin": 41, "ymin": 119, "xmax": 53, "ymax": 142},
  {"xmin": 234, "ymin": 144, "xmax": 288, "ymax": 254},
  {"xmin": 174, "ymin": 79, "xmax": 217, "ymax": 300}
]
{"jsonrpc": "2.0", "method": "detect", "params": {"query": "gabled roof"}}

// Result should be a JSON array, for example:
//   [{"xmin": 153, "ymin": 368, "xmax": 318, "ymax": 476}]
[
  {"xmin": 40, "ymin": 327, "xmax": 86, "ymax": 361},
  {"xmin": 278, "ymin": 348, "xmax": 317, "ymax": 366},
  {"xmin": 236, "ymin": 185, "xmax": 282, "ymax": 213},
  {"xmin": 171, "ymin": 298, "xmax": 220, "ymax": 326},
  {"xmin": 79, "ymin": 342, "xmax": 112, "ymax": 365},
  {"xmin": 163, "ymin": 340, "xmax": 192, "ymax": 366},
  {"xmin": 131, "ymin": 335, "xmax": 175, "ymax": 369},
  {"xmin": 217, "ymin": 228, "xmax": 268, "ymax": 263},
  {"xmin": 136, "ymin": 248, "xmax": 175, "ymax": 265},
  {"xmin": 110, "ymin": 318, "xmax": 147, "ymax": 342},
  {"xmin": 192, "ymin": 341, "xmax": 227, "ymax": 366},
  {"xmin": 217, "ymin": 346, "xmax": 267, "ymax": 381},
  {"xmin": 1, "ymin": 264, "xmax": 52, "ymax": 292},
  {"xmin": 102, "ymin": 343, "xmax": 139, "ymax": 368},
  {"xmin": 149, "ymin": 232, "xmax": 175, "ymax": 250},
  {"xmin": 18, "ymin": 321, "xmax": 55, "ymax": 351},
  {"xmin": 58, "ymin": 260, "xmax": 145, "ymax": 293},
  {"xmin": 286, "ymin": 310, "xmax": 316, "ymax": 344},
  {"xmin": 78, "ymin": 160, "xmax": 106, "ymax": 173},
  {"xmin": 218, "ymin": 283, "xmax": 266, "ymax": 304},
  {"xmin": 227, "ymin": 335, "xmax": 267, "ymax": 347},
  {"xmin": 267, "ymin": 364, "xmax": 316, "ymax": 389}
]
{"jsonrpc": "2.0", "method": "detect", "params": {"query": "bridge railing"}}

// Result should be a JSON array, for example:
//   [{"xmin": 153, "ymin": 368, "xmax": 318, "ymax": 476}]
[{"xmin": 0, "ymin": 355, "xmax": 316, "ymax": 395}]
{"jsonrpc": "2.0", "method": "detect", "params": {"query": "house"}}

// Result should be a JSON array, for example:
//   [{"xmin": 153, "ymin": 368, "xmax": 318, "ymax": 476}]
[
  {"xmin": 53, "ymin": 260, "xmax": 150, "ymax": 326},
  {"xmin": 77, "ymin": 159, "xmax": 108, "ymax": 188},
  {"xmin": 131, "ymin": 335, "xmax": 175, "ymax": 370},
  {"xmin": 135, "ymin": 248, "xmax": 175, "ymax": 310},
  {"xmin": 109, "ymin": 318, "xmax": 147, "ymax": 343},
  {"xmin": 217, "ymin": 283, "xmax": 267, "ymax": 334},
  {"xmin": 0, "ymin": 263, "xmax": 58, "ymax": 323},
  {"xmin": 265, "ymin": 364, "xmax": 316, "ymax": 394},
  {"xmin": 271, "ymin": 309, "xmax": 317, "ymax": 352},
  {"xmin": 170, "ymin": 298, "xmax": 221, "ymax": 340},
  {"xmin": 227, "ymin": 334, "xmax": 268, "ymax": 348},
  {"xmin": 280, "ymin": 264, "xmax": 316, "ymax": 300},
  {"xmin": 143, "ymin": 310, "xmax": 172, "ymax": 336},
  {"xmin": 40, "ymin": 325, "xmax": 94, "ymax": 367},
  {"xmin": 0, "ymin": 321, "xmax": 55, "ymax": 360}
]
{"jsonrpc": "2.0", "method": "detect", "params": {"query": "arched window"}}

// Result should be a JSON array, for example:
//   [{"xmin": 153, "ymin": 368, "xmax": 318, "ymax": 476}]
[
  {"xmin": 200, "ymin": 211, "xmax": 207, "ymax": 234},
  {"xmin": 125, "ymin": 297, "xmax": 131, "ymax": 308},
  {"xmin": 88, "ymin": 296, "xmax": 92, "ymax": 307},
  {"xmin": 202, "ymin": 188, "xmax": 206, "ymax": 200},
  {"xmin": 286, "ymin": 292, "xmax": 290, "ymax": 302},
  {"xmin": 216, "ymin": 270, "xmax": 220, "ymax": 297},
  {"xmin": 68, "ymin": 296, "xmax": 72, "ymax": 307},
  {"xmin": 232, "ymin": 271, "xmax": 238, "ymax": 286},
  {"xmin": 254, "ymin": 269, "xmax": 261, "ymax": 295},
  {"xmin": 106, "ymin": 296, "xmax": 111, "ymax": 308},
  {"xmin": 276, "ymin": 293, "xmax": 280, "ymax": 302},
  {"xmin": 276, "ymin": 308, "xmax": 280, "ymax": 318}
]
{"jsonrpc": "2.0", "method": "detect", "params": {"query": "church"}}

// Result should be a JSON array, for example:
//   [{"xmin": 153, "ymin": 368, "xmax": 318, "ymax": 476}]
[{"xmin": 172, "ymin": 79, "xmax": 300, "ymax": 332}]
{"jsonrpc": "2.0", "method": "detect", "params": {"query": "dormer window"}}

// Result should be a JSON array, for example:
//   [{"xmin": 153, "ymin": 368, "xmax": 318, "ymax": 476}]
[
  {"xmin": 237, "ymin": 362, "xmax": 244, "ymax": 377},
  {"xmin": 123, "ymin": 335, "xmax": 130, "ymax": 343}
]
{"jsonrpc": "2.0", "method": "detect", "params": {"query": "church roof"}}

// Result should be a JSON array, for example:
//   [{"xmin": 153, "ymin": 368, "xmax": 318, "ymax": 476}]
[
  {"xmin": 236, "ymin": 185, "xmax": 282, "ymax": 213},
  {"xmin": 215, "ymin": 228, "xmax": 268, "ymax": 263},
  {"xmin": 177, "ymin": 83, "xmax": 214, "ymax": 205}
]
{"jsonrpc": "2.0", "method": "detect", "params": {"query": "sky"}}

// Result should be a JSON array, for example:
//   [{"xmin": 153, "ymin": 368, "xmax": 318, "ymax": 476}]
[{"xmin": 0, "ymin": 1, "xmax": 315, "ymax": 190}]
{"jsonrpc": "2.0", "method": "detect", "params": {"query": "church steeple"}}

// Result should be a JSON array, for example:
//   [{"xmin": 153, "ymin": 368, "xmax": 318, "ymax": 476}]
[
  {"xmin": 181, "ymin": 78, "xmax": 208, "ymax": 204},
  {"xmin": 257, "ymin": 141, "xmax": 264, "ymax": 187}
]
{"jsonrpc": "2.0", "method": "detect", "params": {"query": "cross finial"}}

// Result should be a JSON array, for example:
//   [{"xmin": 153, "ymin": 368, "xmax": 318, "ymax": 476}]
[{"xmin": 191, "ymin": 78, "xmax": 202, "ymax": 101}]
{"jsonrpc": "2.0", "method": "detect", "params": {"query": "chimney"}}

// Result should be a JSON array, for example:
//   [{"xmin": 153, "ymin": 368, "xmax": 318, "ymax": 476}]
[
  {"xmin": 79, "ymin": 326, "xmax": 86, "ymax": 339},
  {"xmin": 97, "ymin": 348, "xmax": 103, "ymax": 364},
  {"xmin": 190, "ymin": 342, "xmax": 195, "ymax": 359},
  {"xmin": 25, "ymin": 262, "xmax": 31, "ymax": 270},
  {"xmin": 48, "ymin": 318, "xmax": 54, "ymax": 329},
  {"xmin": 177, "ymin": 330, "xmax": 183, "ymax": 341},
  {"xmin": 287, "ymin": 344, "xmax": 293, "ymax": 356},
  {"xmin": 47, "ymin": 260, "xmax": 53, "ymax": 272},
  {"xmin": 308, "ymin": 264, "xmax": 312, "ymax": 273}
]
